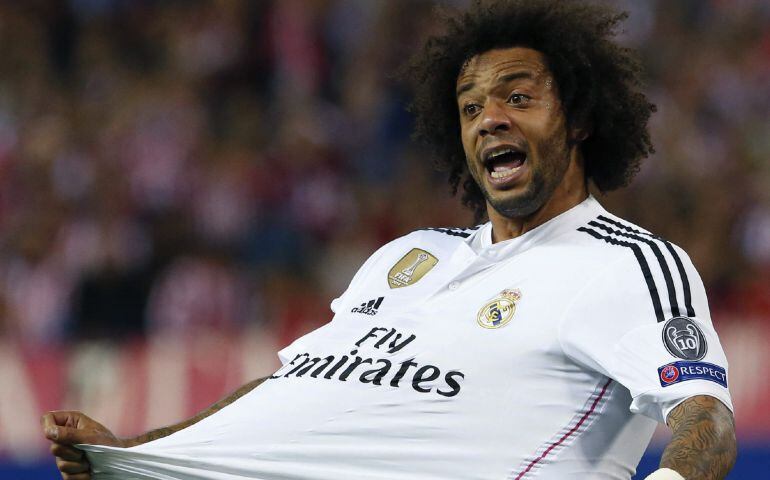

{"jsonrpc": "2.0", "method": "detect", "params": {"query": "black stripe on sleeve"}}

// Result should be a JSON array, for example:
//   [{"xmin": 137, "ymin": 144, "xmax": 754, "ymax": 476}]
[
  {"xmin": 589, "ymin": 220, "xmax": 681, "ymax": 317},
  {"xmin": 597, "ymin": 215, "xmax": 695, "ymax": 317},
  {"xmin": 420, "ymin": 225, "xmax": 482, "ymax": 238},
  {"xmin": 578, "ymin": 226, "xmax": 665, "ymax": 323}
]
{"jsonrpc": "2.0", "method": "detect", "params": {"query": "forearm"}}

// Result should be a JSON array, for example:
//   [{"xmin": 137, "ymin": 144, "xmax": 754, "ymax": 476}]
[
  {"xmin": 125, "ymin": 377, "xmax": 267, "ymax": 447},
  {"xmin": 660, "ymin": 395, "xmax": 737, "ymax": 480}
]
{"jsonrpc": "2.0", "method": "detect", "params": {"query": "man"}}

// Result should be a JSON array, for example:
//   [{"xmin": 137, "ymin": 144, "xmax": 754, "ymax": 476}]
[{"xmin": 43, "ymin": 1, "xmax": 736, "ymax": 479}]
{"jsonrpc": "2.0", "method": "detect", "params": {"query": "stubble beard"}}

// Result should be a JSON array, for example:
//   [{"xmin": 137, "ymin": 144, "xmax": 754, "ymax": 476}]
[{"xmin": 471, "ymin": 134, "xmax": 571, "ymax": 220}]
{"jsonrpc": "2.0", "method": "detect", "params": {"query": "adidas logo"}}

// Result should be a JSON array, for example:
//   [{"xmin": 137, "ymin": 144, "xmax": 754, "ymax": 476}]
[{"xmin": 351, "ymin": 297, "xmax": 384, "ymax": 316}]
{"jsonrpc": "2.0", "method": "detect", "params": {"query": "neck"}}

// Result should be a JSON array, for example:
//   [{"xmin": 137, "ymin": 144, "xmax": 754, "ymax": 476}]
[{"xmin": 488, "ymin": 153, "xmax": 588, "ymax": 243}]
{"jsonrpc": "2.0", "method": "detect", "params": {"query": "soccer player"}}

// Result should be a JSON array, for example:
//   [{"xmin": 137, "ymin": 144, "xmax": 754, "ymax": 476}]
[{"xmin": 42, "ymin": 1, "xmax": 736, "ymax": 479}]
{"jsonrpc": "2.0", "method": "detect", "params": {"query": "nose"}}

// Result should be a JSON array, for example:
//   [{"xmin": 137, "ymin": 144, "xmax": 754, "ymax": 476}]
[{"xmin": 478, "ymin": 101, "xmax": 510, "ymax": 137}]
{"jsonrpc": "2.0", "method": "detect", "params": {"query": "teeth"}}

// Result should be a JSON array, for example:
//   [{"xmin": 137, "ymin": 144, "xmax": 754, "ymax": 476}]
[
  {"xmin": 488, "ymin": 148, "xmax": 516, "ymax": 160},
  {"xmin": 490, "ymin": 166, "xmax": 521, "ymax": 178}
]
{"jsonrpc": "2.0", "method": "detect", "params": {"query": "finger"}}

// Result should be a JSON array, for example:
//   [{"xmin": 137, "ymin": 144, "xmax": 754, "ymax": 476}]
[
  {"xmin": 41, "ymin": 412, "xmax": 55, "ymax": 428},
  {"xmin": 51, "ymin": 442, "xmax": 85, "ymax": 461},
  {"xmin": 42, "ymin": 412, "xmax": 65, "ymax": 437},
  {"xmin": 52, "ymin": 426, "xmax": 95, "ymax": 445},
  {"xmin": 42, "ymin": 413, "xmax": 58, "ymax": 441},
  {"xmin": 44, "ymin": 425, "xmax": 61, "ymax": 442},
  {"xmin": 42, "ymin": 411, "xmax": 82, "ymax": 440},
  {"xmin": 43, "ymin": 411, "xmax": 77, "ymax": 426},
  {"xmin": 56, "ymin": 457, "xmax": 90, "ymax": 474}
]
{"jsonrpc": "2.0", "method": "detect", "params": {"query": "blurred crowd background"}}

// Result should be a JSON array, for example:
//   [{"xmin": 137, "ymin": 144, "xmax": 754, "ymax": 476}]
[{"xmin": 0, "ymin": 0, "xmax": 768, "ymax": 477}]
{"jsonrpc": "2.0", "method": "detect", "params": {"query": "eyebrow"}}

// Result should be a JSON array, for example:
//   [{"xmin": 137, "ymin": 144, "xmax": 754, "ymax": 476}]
[{"xmin": 456, "ymin": 70, "xmax": 537, "ymax": 97}]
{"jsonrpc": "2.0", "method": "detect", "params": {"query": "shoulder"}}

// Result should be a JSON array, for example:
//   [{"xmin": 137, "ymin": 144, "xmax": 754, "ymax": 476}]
[
  {"xmin": 568, "ymin": 209, "xmax": 705, "ymax": 323},
  {"xmin": 348, "ymin": 224, "xmax": 483, "ymax": 283},
  {"xmin": 414, "ymin": 225, "xmax": 484, "ymax": 239},
  {"xmin": 377, "ymin": 224, "xmax": 483, "ymax": 256},
  {"xmin": 570, "ymin": 209, "xmax": 693, "ymax": 269},
  {"xmin": 573, "ymin": 211, "xmax": 658, "ymax": 249}
]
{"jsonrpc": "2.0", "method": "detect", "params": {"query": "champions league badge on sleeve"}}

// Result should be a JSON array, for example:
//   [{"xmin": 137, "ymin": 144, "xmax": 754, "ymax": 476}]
[
  {"xmin": 477, "ymin": 289, "xmax": 521, "ymax": 329},
  {"xmin": 662, "ymin": 316, "xmax": 707, "ymax": 361},
  {"xmin": 658, "ymin": 361, "xmax": 727, "ymax": 388},
  {"xmin": 387, "ymin": 248, "xmax": 438, "ymax": 289}
]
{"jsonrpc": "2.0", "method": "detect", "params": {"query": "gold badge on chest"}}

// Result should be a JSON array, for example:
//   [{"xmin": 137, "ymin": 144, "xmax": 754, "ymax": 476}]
[
  {"xmin": 387, "ymin": 248, "xmax": 438, "ymax": 289},
  {"xmin": 477, "ymin": 289, "xmax": 522, "ymax": 329}
]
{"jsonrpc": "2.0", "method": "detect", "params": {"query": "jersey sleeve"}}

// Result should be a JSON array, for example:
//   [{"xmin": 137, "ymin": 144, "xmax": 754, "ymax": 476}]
[
  {"xmin": 329, "ymin": 241, "xmax": 392, "ymax": 314},
  {"xmin": 558, "ymin": 246, "xmax": 733, "ymax": 424},
  {"xmin": 277, "ymin": 240, "xmax": 393, "ymax": 366}
]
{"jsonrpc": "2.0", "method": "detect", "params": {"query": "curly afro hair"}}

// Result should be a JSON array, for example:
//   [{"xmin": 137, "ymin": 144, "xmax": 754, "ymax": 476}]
[{"xmin": 403, "ymin": 0, "xmax": 656, "ymax": 221}]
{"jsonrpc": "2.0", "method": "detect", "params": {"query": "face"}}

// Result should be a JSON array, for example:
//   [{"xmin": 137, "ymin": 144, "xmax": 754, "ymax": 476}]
[{"xmin": 456, "ymin": 47, "xmax": 576, "ymax": 219}]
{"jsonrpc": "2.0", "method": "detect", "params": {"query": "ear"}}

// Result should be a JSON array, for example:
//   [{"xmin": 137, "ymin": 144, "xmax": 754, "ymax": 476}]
[{"xmin": 569, "ymin": 123, "xmax": 591, "ymax": 143}]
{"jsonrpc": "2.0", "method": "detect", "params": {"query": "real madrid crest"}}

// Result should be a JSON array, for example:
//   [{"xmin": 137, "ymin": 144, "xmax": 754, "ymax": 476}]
[
  {"xmin": 477, "ymin": 289, "xmax": 521, "ymax": 329},
  {"xmin": 387, "ymin": 248, "xmax": 438, "ymax": 289}
]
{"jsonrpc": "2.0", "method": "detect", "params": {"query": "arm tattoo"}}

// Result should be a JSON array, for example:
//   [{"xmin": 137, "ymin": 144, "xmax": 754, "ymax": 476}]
[
  {"xmin": 661, "ymin": 395, "xmax": 737, "ymax": 480},
  {"xmin": 126, "ymin": 377, "xmax": 268, "ymax": 447}
]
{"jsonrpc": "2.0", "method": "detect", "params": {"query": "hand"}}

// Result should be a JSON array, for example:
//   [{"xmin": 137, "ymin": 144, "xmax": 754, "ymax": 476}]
[{"xmin": 41, "ymin": 411, "xmax": 127, "ymax": 480}]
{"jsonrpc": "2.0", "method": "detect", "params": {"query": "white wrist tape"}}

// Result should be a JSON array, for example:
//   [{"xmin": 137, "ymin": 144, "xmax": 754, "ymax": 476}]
[{"xmin": 644, "ymin": 468, "xmax": 686, "ymax": 480}]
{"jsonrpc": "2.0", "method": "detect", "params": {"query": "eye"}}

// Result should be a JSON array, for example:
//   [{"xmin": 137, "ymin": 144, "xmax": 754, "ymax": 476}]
[
  {"xmin": 507, "ymin": 93, "xmax": 531, "ymax": 106},
  {"xmin": 462, "ymin": 103, "xmax": 481, "ymax": 117}
]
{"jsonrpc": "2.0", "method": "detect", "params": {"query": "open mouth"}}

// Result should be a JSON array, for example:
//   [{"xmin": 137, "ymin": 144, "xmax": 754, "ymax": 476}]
[{"xmin": 483, "ymin": 147, "xmax": 527, "ymax": 180}]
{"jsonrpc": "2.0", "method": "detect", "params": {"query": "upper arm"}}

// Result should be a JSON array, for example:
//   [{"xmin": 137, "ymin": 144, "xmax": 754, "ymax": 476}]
[
  {"xmin": 666, "ymin": 395, "xmax": 735, "ymax": 438},
  {"xmin": 559, "ymin": 249, "xmax": 732, "ymax": 423},
  {"xmin": 662, "ymin": 395, "xmax": 737, "ymax": 479}
]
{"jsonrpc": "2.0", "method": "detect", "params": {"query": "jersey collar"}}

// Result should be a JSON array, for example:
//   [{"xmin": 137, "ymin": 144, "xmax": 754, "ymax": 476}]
[{"xmin": 467, "ymin": 195, "xmax": 606, "ymax": 258}]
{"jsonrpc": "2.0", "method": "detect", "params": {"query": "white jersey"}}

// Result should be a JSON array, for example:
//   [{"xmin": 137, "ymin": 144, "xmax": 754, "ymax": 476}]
[{"xmin": 82, "ymin": 196, "xmax": 732, "ymax": 479}]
